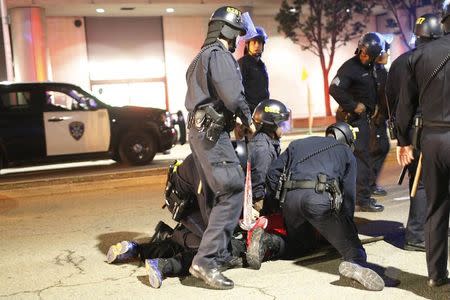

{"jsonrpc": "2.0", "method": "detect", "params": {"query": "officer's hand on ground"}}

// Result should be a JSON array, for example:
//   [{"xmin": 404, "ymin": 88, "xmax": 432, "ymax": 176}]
[
  {"xmin": 354, "ymin": 102, "xmax": 366, "ymax": 114},
  {"xmin": 396, "ymin": 145, "xmax": 414, "ymax": 167}
]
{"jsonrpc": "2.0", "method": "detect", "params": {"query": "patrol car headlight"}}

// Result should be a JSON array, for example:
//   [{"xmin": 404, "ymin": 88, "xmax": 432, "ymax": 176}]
[{"xmin": 161, "ymin": 111, "xmax": 172, "ymax": 127}]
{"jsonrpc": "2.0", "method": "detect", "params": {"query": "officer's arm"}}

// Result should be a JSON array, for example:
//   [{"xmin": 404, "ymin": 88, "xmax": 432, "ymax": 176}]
[
  {"xmin": 341, "ymin": 152, "xmax": 357, "ymax": 218},
  {"xmin": 265, "ymin": 149, "xmax": 289, "ymax": 199},
  {"xmin": 210, "ymin": 51, "xmax": 252, "ymax": 126},
  {"xmin": 250, "ymin": 139, "xmax": 273, "ymax": 200},
  {"xmin": 395, "ymin": 60, "xmax": 419, "ymax": 146},
  {"xmin": 329, "ymin": 69, "xmax": 358, "ymax": 112},
  {"xmin": 385, "ymin": 68, "xmax": 398, "ymax": 116}
]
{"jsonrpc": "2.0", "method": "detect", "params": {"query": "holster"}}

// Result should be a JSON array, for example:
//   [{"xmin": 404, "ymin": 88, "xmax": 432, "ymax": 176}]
[
  {"xmin": 188, "ymin": 104, "xmax": 226, "ymax": 143},
  {"xmin": 163, "ymin": 167, "xmax": 192, "ymax": 222},
  {"xmin": 280, "ymin": 173, "xmax": 343, "ymax": 213}
]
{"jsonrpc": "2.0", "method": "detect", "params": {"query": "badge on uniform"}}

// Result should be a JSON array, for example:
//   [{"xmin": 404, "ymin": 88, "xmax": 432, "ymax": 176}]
[{"xmin": 69, "ymin": 121, "xmax": 85, "ymax": 141}]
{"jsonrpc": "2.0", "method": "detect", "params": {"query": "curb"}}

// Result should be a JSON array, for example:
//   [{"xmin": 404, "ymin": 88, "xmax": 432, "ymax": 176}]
[{"xmin": 0, "ymin": 167, "xmax": 168, "ymax": 191}]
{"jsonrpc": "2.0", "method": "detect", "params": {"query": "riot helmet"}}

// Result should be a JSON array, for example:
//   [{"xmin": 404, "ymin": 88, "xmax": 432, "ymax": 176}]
[
  {"xmin": 413, "ymin": 14, "xmax": 443, "ymax": 46},
  {"xmin": 356, "ymin": 32, "xmax": 384, "ymax": 65},
  {"xmin": 253, "ymin": 99, "xmax": 290, "ymax": 137},
  {"xmin": 244, "ymin": 26, "xmax": 268, "ymax": 57},
  {"xmin": 442, "ymin": 0, "xmax": 450, "ymax": 34},
  {"xmin": 325, "ymin": 122, "xmax": 355, "ymax": 150},
  {"xmin": 203, "ymin": 6, "xmax": 247, "ymax": 52}
]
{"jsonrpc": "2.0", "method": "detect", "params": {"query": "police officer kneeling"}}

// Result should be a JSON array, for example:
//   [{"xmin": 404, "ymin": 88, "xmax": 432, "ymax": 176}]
[{"xmin": 248, "ymin": 122, "xmax": 385, "ymax": 291}]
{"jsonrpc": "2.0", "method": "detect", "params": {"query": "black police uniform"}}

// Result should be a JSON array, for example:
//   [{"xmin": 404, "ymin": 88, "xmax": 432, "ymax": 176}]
[
  {"xmin": 396, "ymin": 34, "xmax": 450, "ymax": 281},
  {"xmin": 369, "ymin": 64, "xmax": 390, "ymax": 191},
  {"xmin": 155, "ymin": 154, "xmax": 247, "ymax": 276},
  {"xmin": 264, "ymin": 137, "xmax": 366, "ymax": 262},
  {"xmin": 386, "ymin": 50, "xmax": 427, "ymax": 247},
  {"xmin": 238, "ymin": 55, "xmax": 269, "ymax": 112},
  {"xmin": 330, "ymin": 56, "xmax": 378, "ymax": 209},
  {"xmin": 185, "ymin": 40, "xmax": 252, "ymax": 269},
  {"xmin": 250, "ymin": 131, "xmax": 280, "ymax": 200}
]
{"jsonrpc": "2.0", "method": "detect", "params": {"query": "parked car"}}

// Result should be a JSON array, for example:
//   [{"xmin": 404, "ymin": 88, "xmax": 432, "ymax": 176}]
[{"xmin": 0, "ymin": 82, "xmax": 186, "ymax": 171}]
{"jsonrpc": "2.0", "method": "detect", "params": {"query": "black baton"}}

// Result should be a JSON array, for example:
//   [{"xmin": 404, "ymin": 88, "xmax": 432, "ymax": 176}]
[{"xmin": 397, "ymin": 166, "xmax": 408, "ymax": 185}]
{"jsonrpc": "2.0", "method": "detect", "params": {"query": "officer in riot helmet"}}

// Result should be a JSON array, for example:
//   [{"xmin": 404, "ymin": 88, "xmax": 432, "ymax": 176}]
[
  {"xmin": 369, "ymin": 33, "xmax": 392, "ymax": 198},
  {"xmin": 247, "ymin": 122, "xmax": 385, "ymax": 291},
  {"xmin": 386, "ymin": 14, "xmax": 443, "ymax": 254},
  {"xmin": 330, "ymin": 32, "xmax": 384, "ymax": 212},
  {"xmin": 250, "ymin": 99, "xmax": 289, "ymax": 209},
  {"xmin": 184, "ymin": 6, "xmax": 255, "ymax": 289},
  {"xmin": 395, "ymin": 1, "xmax": 450, "ymax": 287},
  {"xmin": 413, "ymin": 13, "xmax": 443, "ymax": 46},
  {"xmin": 238, "ymin": 25, "xmax": 270, "ymax": 112}
]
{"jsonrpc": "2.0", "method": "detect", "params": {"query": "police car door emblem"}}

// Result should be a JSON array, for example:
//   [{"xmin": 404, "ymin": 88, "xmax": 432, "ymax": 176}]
[{"xmin": 69, "ymin": 121, "xmax": 84, "ymax": 141}]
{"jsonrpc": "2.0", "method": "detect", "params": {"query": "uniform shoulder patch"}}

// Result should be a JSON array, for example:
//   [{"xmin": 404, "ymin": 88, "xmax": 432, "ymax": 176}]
[{"xmin": 331, "ymin": 76, "xmax": 340, "ymax": 86}]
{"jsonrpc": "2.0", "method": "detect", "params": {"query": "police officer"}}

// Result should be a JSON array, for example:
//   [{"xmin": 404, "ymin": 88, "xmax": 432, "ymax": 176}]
[
  {"xmin": 238, "ymin": 26, "xmax": 270, "ymax": 112},
  {"xmin": 330, "ymin": 32, "xmax": 385, "ymax": 212},
  {"xmin": 396, "ymin": 3, "xmax": 450, "ymax": 287},
  {"xmin": 250, "ymin": 99, "xmax": 289, "ymax": 207},
  {"xmin": 184, "ymin": 6, "xmax": 255, "ymax": 289},
  {"xmin": 247, "ymin": 122, "xmax": 385, "ymax": 291},
  {"xmin": 386, "ymin": 14, "xmax": 443, "ymax": 252},
  {"xmin": 369, "ymin": 33, "xmax": 391, "ymax": 197}
]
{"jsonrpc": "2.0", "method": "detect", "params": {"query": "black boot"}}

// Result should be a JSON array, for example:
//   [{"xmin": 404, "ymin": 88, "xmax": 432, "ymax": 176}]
[
  {"xmin": 189, "ymin": 263, "xmax": 234, "ymax": 290},
  {"xmin": 149, "ymin": 221, "xmax": 174, "ymax": 244},
  {"xmin": 246, "ymin": 228, "xmax": 282, "ymax": 270}
]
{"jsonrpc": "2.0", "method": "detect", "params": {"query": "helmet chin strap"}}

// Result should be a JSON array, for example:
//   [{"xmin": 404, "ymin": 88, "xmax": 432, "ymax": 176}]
[{"xmin": 228, "ymin": 38, "xmax": 237, "ymax": 53}]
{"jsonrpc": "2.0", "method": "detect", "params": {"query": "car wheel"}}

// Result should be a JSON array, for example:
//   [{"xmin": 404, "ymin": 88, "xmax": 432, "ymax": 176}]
[{"xmin": 119, "ymin": 130, "xmax": 156, "ymax": 165}]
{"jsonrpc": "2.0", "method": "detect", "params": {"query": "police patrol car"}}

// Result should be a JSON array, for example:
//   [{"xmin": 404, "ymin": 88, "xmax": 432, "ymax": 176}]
[{"xmin": 0, "ymin": 82, "xmax": 186, "ymax": 171}]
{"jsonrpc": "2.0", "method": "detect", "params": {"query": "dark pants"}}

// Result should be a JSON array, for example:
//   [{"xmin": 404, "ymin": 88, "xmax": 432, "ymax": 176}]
[
  {"xmin": 405, "ymin": 150, "xmax": 427, "ymax": 244},
  {"xmin": 421, "ymin": 128, "xmax": 450, "ymax": 280},
  {"xmin": 369, "ymin": 120, "xmax": 390, "ymax": 189},
  {"xmin": 338, "ymin": 114, "xmax": 372, "ymax": 206},
  {"xmin": 188, "ymin": 128, "xmax": 245, "ymax": 268},
  {"xmin": 282, "ymin": 189, "xmax": 366, "ymax": 262}
]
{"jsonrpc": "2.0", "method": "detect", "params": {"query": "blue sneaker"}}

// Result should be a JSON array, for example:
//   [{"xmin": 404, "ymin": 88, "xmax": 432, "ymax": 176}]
[
  {"xmin": 145, "ymin": 259, "xmax": 167, "ymax": 288},
  {"xmin": 106, "ymin": 241, "xmax": 138, "ymax": 264}
]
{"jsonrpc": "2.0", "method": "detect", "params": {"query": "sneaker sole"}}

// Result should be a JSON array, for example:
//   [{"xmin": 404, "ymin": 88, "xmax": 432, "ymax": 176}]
[
  {"xmin": 246, "ymin": 228, "xmax": 264, "ymax": 270},
  {"xmin": 339, "ymin": 261, "xmax": 385, "ymax": 291},
  {"xmin": 106, "ymin": 241, "xmax": 128, "ymax": 264},
  {"xmin": 145, "ymin": 260, "xmax": 162, "ymax": 289},
  {"xmin": 189, "ymin": 266, "xmax": 234, "ymax": 290}
]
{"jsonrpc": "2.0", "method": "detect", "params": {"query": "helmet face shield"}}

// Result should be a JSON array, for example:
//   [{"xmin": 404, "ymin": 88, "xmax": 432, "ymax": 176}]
[
  {"xmin": 237, "ymin": 12, "xmax": 258, "ymax": 45},
  {"xmin": 253, "ymin": 99, "xmax": 290, "ymax": 133}
]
